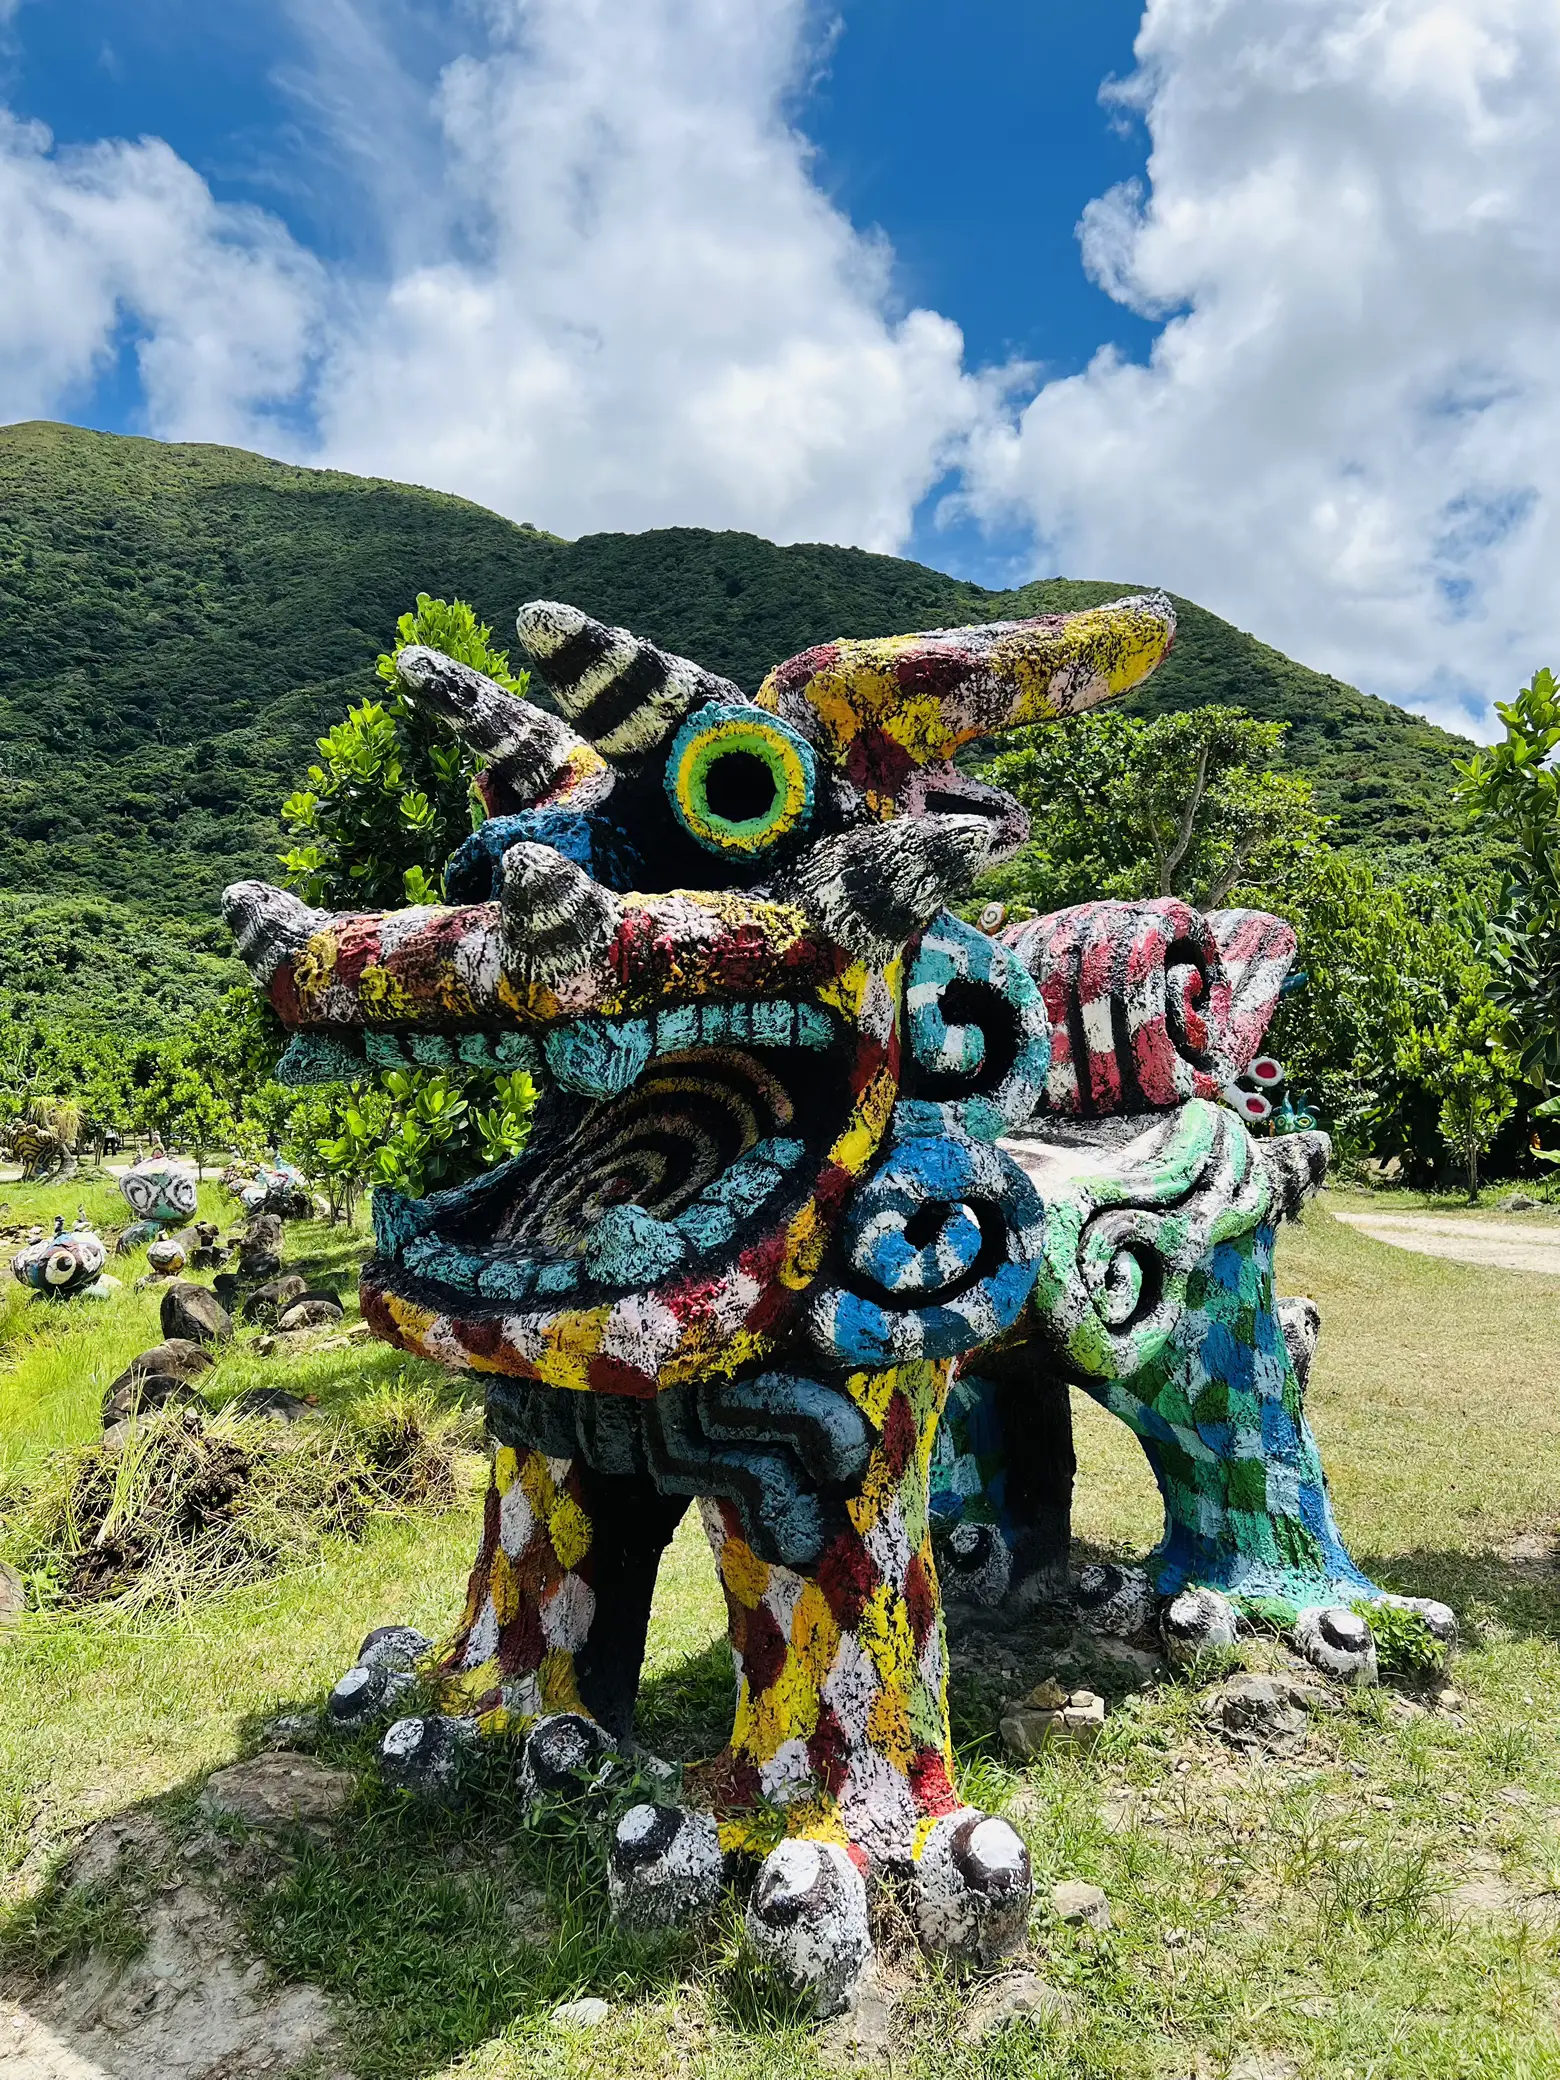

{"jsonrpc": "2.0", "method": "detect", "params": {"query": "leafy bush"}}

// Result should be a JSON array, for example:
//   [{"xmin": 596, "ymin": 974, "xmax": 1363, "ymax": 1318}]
[
  {"xmin": 1352, "ymin": 1598, "xmax": 1444, "ymax": 1675},
  {"xmin": 280, "ymin": 594, "xmax": 526, "ymax": 909}
]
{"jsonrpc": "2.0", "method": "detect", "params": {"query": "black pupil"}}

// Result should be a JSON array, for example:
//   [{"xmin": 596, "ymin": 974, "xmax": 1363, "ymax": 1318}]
[{"xmin": 704, "ymin": 749, "xmax": 780, "ymax": 825}]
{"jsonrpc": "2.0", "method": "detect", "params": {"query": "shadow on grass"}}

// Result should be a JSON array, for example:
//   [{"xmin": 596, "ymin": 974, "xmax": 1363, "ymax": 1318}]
[{"xmin": 0, "ymin": 1633, "xmax": 810, "ymax": 2080}]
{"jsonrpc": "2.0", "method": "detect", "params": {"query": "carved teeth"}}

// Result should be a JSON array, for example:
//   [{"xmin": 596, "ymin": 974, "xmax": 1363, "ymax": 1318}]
[
  {"xmin": 220, "ymin": 881, "xmax": 330, "ymax": 986},
  {"xmin": 778, "ymin": 814, "xmax": 1001, "ymax": 961},
  {"xmin": 395, "ymin": 645, "xmax": 607, "ymax": 807},
  {"xmin": 499, "ymin": 841, "xmax": 622, "ymax": 986}
]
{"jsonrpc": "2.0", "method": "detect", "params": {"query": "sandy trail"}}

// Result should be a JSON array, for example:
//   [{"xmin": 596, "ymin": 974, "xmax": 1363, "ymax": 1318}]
[{"xmin": 1331, "ymin": 1208, "xmax": 1560, "ymax": 1276}]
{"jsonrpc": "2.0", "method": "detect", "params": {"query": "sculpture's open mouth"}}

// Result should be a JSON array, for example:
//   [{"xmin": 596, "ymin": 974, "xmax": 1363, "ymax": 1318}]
[
  {"xmin": 223, "ymin": 587, "xmax": 1178, "ymax": 1395},
  {"xmin": 370, "ymin": 1038, "xmax": 851, "ymax": 1317}
]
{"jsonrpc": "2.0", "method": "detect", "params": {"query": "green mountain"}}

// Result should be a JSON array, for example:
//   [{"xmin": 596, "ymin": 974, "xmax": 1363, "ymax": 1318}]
[{"xmin": 1, "ymin": 419, "xmax": 1475, "ymax": 936}]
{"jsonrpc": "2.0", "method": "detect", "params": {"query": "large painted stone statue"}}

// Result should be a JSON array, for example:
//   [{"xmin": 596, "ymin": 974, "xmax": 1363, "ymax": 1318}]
[{"xmin": 221, "ymin": 593, "xmax": 1425, "ymax": 2011}]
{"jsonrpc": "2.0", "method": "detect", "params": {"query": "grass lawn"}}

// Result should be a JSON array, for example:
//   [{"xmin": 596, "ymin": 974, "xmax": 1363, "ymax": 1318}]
[{"xmin": 3, "ymin": 1181, "xmax": 1560, "ymax": 2079}]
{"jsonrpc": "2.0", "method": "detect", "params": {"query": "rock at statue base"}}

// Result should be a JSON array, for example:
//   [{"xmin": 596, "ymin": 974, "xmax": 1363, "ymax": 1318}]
[
  {"xmin": 160, "ymin": 1281, "xmax": 235, "ymax": 1347},
  {"xmin": 1208, "ymin": 1674, "xmax": 1313, "ymax": 1755},
  {"xmin": 745, "ymin": 1837, "xmax": 872, "ymax": 2019}
]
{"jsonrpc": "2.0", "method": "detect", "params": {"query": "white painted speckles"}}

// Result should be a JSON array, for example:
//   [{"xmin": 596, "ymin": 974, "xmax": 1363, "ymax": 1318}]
[
  {"xmin": 461, "ymin": 1598, "xmax": 500, "ymax": 1670},
  {"xmin": 837, "ymin": 1745, "xmax": 917, "ymax": 1863},
  {"xmin": 758, "ymin": 1565, "xmax": 806, "ymax": 1645},
  {"xmin": 697, "ymin": 1495, "xmax": 729, "ymax": 1551},
  {"xmin": 316, "ymin": 982, "xmax": 361, "ymax": 1025},
  {"xmin": 756, "ymin": 1737, "xmax": 818, "ymax": 1800},
  {"xmin": 501, "ymin": 1673, "xmax": 543, "ymax": 1719},
  {"xmin": 1080, "ymin": 996, "xmax": 1115, "ymax": 1062},
  {"xmin": 544, "ymin": 1454, "xmax": 573, "ymax": 1488},
  {"xmin": 424, "ymin": 1315, "xmax": 480, "ymax": 1369},
  {"xmin": 541, "ymin": 1572, "xmax": 596, "ymax": 1649},
  {"xmin": 858, "ymin": 967, "xmax": 897, "ymax": 1042},
  {"xmin": 501, "ymin": 1312, "xmax": 548, "ymax": 1366},
  {"xmin": 821, "ymin": 1630, "xmax": 877, "ymax": 1746},
  {"xmin": 600, "ymin": 1292, "xmax": 684, "ymax": 1373},
  {"xmin": 498, "ymin": 1480, "xmax": 536, "ymax": 1555},
  {"xmin": 453, "ymin": 923, "xmax": 504, "ymax": 999},
  {"xmin": 918, "ymin": 1620, "xmax": 946, "ymax": 1700},
  {"xmin": 863, "ymin": 1500, "xmax": 912, "ymax": 1591},
  {"xmin": 701, "ymin": 1268, "xmax": 762, "ymax": 1339},
  {"xmin": 378, "ymin": 907, "xmax": 443, "ymax": 957}
]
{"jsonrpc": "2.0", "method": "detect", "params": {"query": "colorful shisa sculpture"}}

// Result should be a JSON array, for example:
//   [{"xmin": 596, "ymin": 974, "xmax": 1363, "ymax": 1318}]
[
  {"xmin": 116, "ymin": 1150, "xmax": 200, "ymax": 1254},
  {"xmin": 10, "ymin": 1213, "xmax": 116, "ymax": 1299},
  {"xmin": 222, "ymin": 593, "xmax": 1434, "ymax": 2011}
]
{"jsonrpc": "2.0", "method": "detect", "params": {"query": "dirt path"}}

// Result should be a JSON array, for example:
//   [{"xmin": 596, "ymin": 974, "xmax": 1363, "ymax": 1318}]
[{"xmin": 1330, "ymin": 1208, "xmax": 1560, "ymax": 1276}]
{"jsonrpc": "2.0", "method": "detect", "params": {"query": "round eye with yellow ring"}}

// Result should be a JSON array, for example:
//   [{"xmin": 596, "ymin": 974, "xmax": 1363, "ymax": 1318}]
[{"xmin": 664, "ymin": 703, "xmax": 817, "ymax": 856}]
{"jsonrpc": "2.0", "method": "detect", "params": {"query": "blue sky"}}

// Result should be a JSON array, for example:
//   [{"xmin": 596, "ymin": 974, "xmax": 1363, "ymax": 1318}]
[
  {"xmin": 1, "ymin": 0, "xmax": 1557, "ymax": 728},
  {"xmin": 5, "ymin": 0, "xmax": 1152, "ymax": 580}
]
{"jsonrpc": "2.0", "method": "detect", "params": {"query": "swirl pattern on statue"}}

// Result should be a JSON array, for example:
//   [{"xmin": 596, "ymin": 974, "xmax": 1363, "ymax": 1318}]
[
  {"xmin": 222, "ymin": 586, "xmax": 1182, "ymax": 2009},
  {"xmin": 1002, "ymin": 897, "xmax": 1296, "ymax": 1116}
]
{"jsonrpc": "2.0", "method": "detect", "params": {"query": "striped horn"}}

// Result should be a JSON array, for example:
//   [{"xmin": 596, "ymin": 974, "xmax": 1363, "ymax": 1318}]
[
  {"xmin": 515, "ymin": 601, "xmax": 746, "ymax": 759},
  {"xmin": 395, "ymin": 646, "xmax": 612, "ymax": 811}
]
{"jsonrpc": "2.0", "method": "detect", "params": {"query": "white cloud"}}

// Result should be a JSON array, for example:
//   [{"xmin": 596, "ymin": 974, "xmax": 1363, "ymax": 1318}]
[
  {"xmin": 3, "ymin": 0, "xmax": 1559, "ymax": 728},
  {"xmin": 0, "ymin": 110, "xmax": 321, "ymax": 443},
  {"xmin": 303, "ymin": 0, "xmax": 990, "ymax": 550},
  {"xmin": 963, "ymin": 0, "xmax": 1560, "ymax": 730}
]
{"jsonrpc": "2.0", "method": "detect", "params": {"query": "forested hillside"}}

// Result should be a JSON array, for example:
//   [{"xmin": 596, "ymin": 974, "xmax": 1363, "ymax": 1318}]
[{"xmin": 1, "ymin": 419, "xmax": 1475, "ymax": 930}]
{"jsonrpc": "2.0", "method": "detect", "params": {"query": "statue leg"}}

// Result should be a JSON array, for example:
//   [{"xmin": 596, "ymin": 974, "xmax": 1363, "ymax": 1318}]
[
  {"xmin": 611, "ymin": 1360, "xmax": 1031, "ymax": 2013},
  {"xmin": 333, "ymin": 1445, "xmax": 685, "ymax": 1792}
]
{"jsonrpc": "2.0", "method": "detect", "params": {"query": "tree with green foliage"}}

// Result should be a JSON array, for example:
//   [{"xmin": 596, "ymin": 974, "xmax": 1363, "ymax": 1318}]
[
  {"xmin": 279, "ymin": 595, "xmax": 528, "ymax": 909},
  {"xmin": 261, "ymin": 597, "xmax": 538, "ymax": 1212},
  {"xmin": 1454, "ymin": 667, "xmax": 1560, "ymax": 1086},
  {"xmin": 977, "ymin": 707, "xmax": 1327, "ymax": 918}
]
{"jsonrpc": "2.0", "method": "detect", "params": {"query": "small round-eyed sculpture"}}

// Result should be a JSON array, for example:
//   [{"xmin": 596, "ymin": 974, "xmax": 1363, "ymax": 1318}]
[
  {"xmin": 117, "ymin": 1151, "xmax": 199, "ymax": 1254},
  {"xmin": 11, "ymin": 1215, "xmax": 116, "ymax": 1300}
]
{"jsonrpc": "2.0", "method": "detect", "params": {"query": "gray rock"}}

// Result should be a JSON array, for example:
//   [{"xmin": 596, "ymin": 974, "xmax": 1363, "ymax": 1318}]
[
  {"xmin": 1001, "ymin": 1688, "xmax": 1106, "ymax": 1758},
  {"xmin": 818, "ymin": 1967, "xmax": 895, "ymax": 2057},
  {"xmin": 159, "ymin": 1281, "xmax": 234, "ymax": 1348},
  {"xmin": 1162, "ymin": 1585, "xmax": 1240, "ymax": 1668},
  {"xmin": 552, "ymin": 1996, "xmax": 611, "ymax": 2029},
  {"xmin": 1209, "ymin": 1673, "xmax": 1312, "ymax": 1754},
  {"xmin": 103, "ymin": 1337, "xmax": 216, "ymax": 1423},
  {"xmin": 1051, "ymin": 1878, "xmax": 1111, "ymax": 1929},
  {"xmin": 1498, "ymin": 1193, "xmax": 1542, "ymax": 1212},
  {"xmin": 226, "ymin": 1386, "xmax": 312, "ymax": 1422},
  {"xmin": 1084, "ymin": 1636, "xmax": 1165, "ymax": 1684},
  {"xmin": 242, "ymin": 1273, "xmax": 309, "ymax": 1323},
  {"xmin": 201, "ymin": 1751, "xmax": 356, "ymax": 1829},
  {"xmin": 0, "ymin": 1559, "xmax": 24, "ymax": 1624},
  {"xmin": 957, "ymin": 1969, "xmax": 1075, "ymax": 2043},
  {"xmin": 276, "ymin": 1294, "xmax": 345, "ymax": 1332}
]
